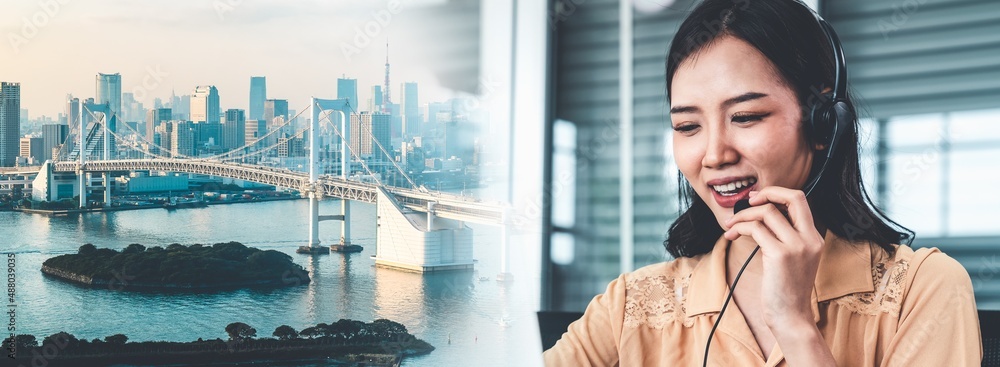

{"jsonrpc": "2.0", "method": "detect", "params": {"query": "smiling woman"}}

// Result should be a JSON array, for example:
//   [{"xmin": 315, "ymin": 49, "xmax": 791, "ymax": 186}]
[{"xmin": 542, "ymin": 0, "xmax": 981, "ymax": 366}]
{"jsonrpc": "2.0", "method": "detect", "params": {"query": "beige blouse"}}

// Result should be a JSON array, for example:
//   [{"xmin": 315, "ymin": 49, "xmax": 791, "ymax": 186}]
[{"xmin": 543, "ymin": 231, "xmax": 982, "ymax": 366}]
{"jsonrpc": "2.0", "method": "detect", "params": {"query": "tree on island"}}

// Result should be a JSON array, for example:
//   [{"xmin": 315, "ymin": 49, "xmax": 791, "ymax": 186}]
[
  {"xmin": 43, "ymin": 242, "xmax": 310, "ymax": 290},
  {"xmin": 9, "ymin": 318, "xmax": 435, "ymax": 363},
  {"xmin": 225, "ymin": 322, "xmax": 257, "ymax": 341},
  {"xmin": 122, "ymin": 244, "xmax": 146, "ymax": 254},
  {"xmin": 104, "ymin": 334, "xmax": 128, "ymax": 345},
  {"xmin": 78, "ymin": 243, "xmax": 97, "ymax": 255},
  {"xmin": 272, "ymin": 325, "xmax": 298, "ymax": 340}
]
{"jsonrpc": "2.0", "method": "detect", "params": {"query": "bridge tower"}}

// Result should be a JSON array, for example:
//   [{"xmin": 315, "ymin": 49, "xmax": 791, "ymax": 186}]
[
  {"xmin": 77, "ymin": 99, "xmax": 86, "ymax": 208},
  {"xmin": 298, "ymin": 97, "xmax": 352, "ymax": 254},
  {"xmin": 78, "ymin": 102, "xmax": 115, "ymax": 209}
]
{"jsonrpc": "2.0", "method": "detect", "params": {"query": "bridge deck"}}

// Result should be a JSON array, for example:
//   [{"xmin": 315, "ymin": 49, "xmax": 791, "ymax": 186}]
[{"xmin": 51, "ymin": 159, "xmax": 506, "ymax": 225}]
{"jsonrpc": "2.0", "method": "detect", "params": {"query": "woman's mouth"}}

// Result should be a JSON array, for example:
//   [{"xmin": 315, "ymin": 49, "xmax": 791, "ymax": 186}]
[
  {"xmin": 707, "ymin": 177, "xmax": 758, "ymax": 208},
  {"xmin": 711, "ymin": 177, "xmax": 757, "ymax": 197}
]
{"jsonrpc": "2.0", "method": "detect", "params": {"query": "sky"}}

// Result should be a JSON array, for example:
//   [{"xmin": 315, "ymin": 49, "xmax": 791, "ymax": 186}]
[{"xmin": 0, "ymin": 0, "xmax": 461, "ymax": 119}]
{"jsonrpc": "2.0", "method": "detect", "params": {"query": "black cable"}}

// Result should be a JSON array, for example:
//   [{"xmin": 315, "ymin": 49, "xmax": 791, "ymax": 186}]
[{"xmin": 702, "ymin": 244, "xmax": 759, "ymax": 367}]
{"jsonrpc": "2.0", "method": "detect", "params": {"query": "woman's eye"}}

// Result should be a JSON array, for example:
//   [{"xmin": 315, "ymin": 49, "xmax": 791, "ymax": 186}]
[
  {"xmin": 672, "ymin": 124, "xmax": 699, "ymax": 133},
  {"xmin": 731, "ymin": 113, "xmax": 769, "ymax": 123}
]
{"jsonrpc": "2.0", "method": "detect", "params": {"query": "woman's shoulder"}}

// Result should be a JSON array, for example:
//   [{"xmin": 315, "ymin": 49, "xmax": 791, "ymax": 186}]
[
  {"xmin": 875, "ymin": 242, "xmax": 969, "ymax": 282},
  {"xmin": 835, "ymin": 242, "xmax": 973, "ymax": 316},
  {"xmin": 889, "ymin": 243, "xmax": 973, "ymax": 294}
]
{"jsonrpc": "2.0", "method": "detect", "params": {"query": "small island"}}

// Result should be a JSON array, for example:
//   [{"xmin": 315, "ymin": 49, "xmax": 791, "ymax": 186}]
[
  {"xmin": 42, "ymin": 242, "xmax": 310, "ymax": 290},
  {"xmin": 3, "ymin": 319, "xmax": 434, "ymax": 366}
]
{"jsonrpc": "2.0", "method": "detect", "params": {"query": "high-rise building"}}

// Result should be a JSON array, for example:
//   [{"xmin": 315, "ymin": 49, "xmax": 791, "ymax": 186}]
[
  {"xmin": 190, "ymin": 86, "xmax": 220, "ymax": 124},
  {"xmin": 244, "ymin": 120, "xmax": 266, "ymax": 148},
  {"xmin": 42, "ymin": 123, "xmax": 69, "ymax": 161},
  {"xmin": 249, "ymin": 76, "xmax": 266, "ymax": 121},
  {"xmin": 0, "ymin": 82, "xmax": 21, "ymax": 167},
  {"xmin": 386, "ymin": 103, "xmax": 402, "ymax": 139},
  {"xmin": 277, "ymin": 136, "xmax": 303, "ymax": 157},
  {"xmin": 122, "ymin": 92, "xmax": 144, "ymax": 125},
  {"xmin": 264, "ymin": 99, "xmax": 289, "ymax": 125},
  {"xmin": 264, "ymin": 99, "xmax": 289, "ymax": 145},
  {"xmin": 350, "ymin": 112, "xmax": 391, "ymax": 163},
  {"xmin": 146, "ymin": 108, "xmax": 172, "ymax": 141},
  {"xmin": 400, "ymin": 82, "xmax": 419, "ymax": 137},
  {"xmin": 337, "ymin": 77, "xmax": 358, "ymax": 111},
  {"xmin": 170, "ymin": 121, "xmax": 197, "ymax": 157},
  {"xmin": 170, "ymin": 91, "xmax": 191, "ymax": 120},
  {"xmin": 155, "ymin": 123, "xmax": 173, "ymax": 157},
  {"xmin": 19, "ymin": 136, "xmax": 43, "ymax": 164},
  {"xmin": 66, "ymin": 97, "xmax": 80, "ymax": 128},
  {"xmin": 222, "ymin": 109, "xmax": 246, "ymax": 151},
  {"xmin": 96, "ymin": 73, "xmax": 121, "ymax": 133},
  {"xmin": 370, "ymin": 85, "xmax": 383, "ymax": 112}
]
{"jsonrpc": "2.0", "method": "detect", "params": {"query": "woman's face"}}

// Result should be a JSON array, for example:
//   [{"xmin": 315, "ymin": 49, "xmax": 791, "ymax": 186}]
[{"xmin": 670, "ymin": 36, "xmax": 816, "ymax": 229}]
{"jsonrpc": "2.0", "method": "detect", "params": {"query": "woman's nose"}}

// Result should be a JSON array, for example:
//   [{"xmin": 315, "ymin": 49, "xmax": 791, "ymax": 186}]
[{"xmin": 702, "ymin": 127, "xmax": 738, "ymax": 169}]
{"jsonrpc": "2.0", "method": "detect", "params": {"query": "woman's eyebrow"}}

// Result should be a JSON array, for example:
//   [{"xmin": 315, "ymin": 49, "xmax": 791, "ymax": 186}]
[
  {"xmin": 669, "ymin": 91, "xmax": 769, "ymax": 114},
  {"xmin": 721, "ymin": 91, "xmax": 768, "ymax": 109}
]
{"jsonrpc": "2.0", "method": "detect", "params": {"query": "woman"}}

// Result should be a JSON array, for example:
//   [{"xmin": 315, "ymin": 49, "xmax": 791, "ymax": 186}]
[{"xmin": 542, "ymin": 0, "xmax": 981, "ymax": 365}]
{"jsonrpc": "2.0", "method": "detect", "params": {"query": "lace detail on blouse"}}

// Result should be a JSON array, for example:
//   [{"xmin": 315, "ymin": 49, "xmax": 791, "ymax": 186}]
[
  {"xmin": 624, "ymin": 272, "xmax": 694, "ymax": 329},
  {"xmin": 832, "ymin": 255, "xmax": 910, "ymax": 316}
]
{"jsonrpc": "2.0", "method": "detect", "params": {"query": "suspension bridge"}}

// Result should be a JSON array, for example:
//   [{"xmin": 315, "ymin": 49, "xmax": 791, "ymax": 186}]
[{"xmin": 25, "ymin": 97, "xmax": 513, "ymax": 277}]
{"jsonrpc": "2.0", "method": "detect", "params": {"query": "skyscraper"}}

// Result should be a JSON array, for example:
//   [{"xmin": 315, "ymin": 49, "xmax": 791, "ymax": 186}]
[
  {"xmin": 66, "ymin": 97, "xmax": 80, "ymax": 129},
  {"xmin": 370, "ymin": 85, "xmax": 384, "ymax": 113},
  {"xmin": 191, "ymin": 86, "xmax": 220, "ymax": 146},
  {"xmin": 155, "ymin": 123, "xmax": 173, "ymax": 157},
  {"xmin": 0, "ymin": 82, "xmax": 21, "ymax": 167},
  {"xmin": 350, "ymin": 112, "xmax": 391, "ymax": 163},
  {"xmin": 337, "ymin": 77, "xmax": 358, "ymax": 111},
  {"xmin": 222, "ymin": 109, "xmax": 246, "ymax": 151},
  {"xmin": 401, "ymin": 82, "xmax": 419, "ymax": 137},
  {"xmin": 264, "ymin": 99, "xmax": 289, "ymax": 145},
  {"xmin": 95, "ymin": 73, "xmax": 121, "ymax": 132},
  {"xmin": 249, "ymin": 76, "xmax": 266, "ymax": 121},
  {"xmin": 264, "ymin": 99, "xmax": 289, "ymax": 124},
  {"xmin": 190, "ymin": 86, "xmax": 220, "ymax": 124},
  {"xmin": 42, "ymin": 123, "xmax": 69, "ymax": 161},
  {"xmin": 19, "ymin": 136, "xmax": 43, "ymax": 164},
  {"xmin": 244, "ymin": 120, "xmax": 266, "ymax": 148},
  {"xmin": 146, "ymin": 108, "xmax": 172, "ymax": 141},
  {"xmin": 170, "ymin": 121, "xmax": 197, "ymax": 157}
]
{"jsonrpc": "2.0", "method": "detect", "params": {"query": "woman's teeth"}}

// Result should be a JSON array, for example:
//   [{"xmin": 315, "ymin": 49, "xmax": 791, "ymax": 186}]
[{"xmin": 712, "ymin": 178, "xmax": 757, "ymax": 196}]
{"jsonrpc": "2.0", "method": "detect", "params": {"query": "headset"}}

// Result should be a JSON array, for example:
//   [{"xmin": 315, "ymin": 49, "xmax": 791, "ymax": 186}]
[
  {"xmin": 802, "ymin": 11, "xmax": 852, "ymax": 197},
  {"xmin": 702, "ymin": 2, "xmax": 851, "ymax": 366}
]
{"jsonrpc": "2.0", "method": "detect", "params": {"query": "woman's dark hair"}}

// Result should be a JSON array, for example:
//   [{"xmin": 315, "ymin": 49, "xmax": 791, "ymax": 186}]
[{"xmin": 663, "ymin": 0, "xmax": 913, "ymax": 258}]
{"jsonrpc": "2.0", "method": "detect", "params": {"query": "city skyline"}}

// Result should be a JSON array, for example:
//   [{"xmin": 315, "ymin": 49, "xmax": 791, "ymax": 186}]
[{"xmin": 0, "ymin": 0, "xmax": 457, "ymax": 119}]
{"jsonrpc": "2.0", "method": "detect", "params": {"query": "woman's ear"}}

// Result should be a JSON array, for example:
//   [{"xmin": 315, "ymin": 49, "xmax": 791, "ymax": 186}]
[{"xmin": 814, "ymin": 142, "xmax": 828, "ymax": 151}]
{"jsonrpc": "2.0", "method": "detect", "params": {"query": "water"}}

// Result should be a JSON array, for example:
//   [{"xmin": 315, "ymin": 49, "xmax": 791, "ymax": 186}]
[{"xmin": 2, "ymin": 198, "xmax": 543, "ymax": 366}]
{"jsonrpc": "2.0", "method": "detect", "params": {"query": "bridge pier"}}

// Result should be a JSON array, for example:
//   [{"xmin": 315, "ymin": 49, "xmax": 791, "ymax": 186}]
[
  {"xmin": 103, "ymin": 172, "xmax": 111, "ymax": 208},
  {"xmin": 339, "ymin": 199, "xmax": 351, "ymax": 246},
  {"xmin": 297, "ymin": 182, "xmax": 331, "ymax": 254},
  {"xmin": 77, "ymin": 170, "xmax": 86, "ymax": 208},
  {"xmin": 497, "ymin": 223, "xmax": 513, "ymax": 282}
]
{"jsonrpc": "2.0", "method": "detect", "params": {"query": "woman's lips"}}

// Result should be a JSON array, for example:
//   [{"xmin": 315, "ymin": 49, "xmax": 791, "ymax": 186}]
[{"xmin": 711, "ymin": 182, "xmax": 757, "ymax": 208}]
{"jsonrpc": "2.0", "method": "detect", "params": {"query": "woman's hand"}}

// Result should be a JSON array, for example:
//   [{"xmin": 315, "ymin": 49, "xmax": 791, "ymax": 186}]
[{"xmin": 722, "ymin": 186, "xmax": 834, "ymax": 365}]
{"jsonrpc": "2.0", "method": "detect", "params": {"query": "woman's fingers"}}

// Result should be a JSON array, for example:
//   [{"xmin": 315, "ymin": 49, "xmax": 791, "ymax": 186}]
[
  {"xmin": 723, "ymin": 220, "xmax": 782, "ymax": 251},
  {"xmin": 747, "ymin": 187, "xmax": 815, "ymax": 236},
  {"xmin": 725, "ymin": 203, "xmax": 798, "ymax": 244}
]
